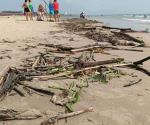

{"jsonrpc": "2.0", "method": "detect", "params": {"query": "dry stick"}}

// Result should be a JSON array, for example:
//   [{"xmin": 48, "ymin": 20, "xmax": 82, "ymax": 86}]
[
  {"xmin": 31, "ymin": 56, "xmax": 148, "ymax": 80},
  {"xmin": 39, "ymin": 43, "xmax": 73, "ymax": 51},
  {"xmin": 0, "ymin": 66, "xmax": 10, "ymax": 85},
  {"xmin": 13, "ymin": 86, "xmax": 25, "ymax": 97},
  {"xmin": 18, "ymin": 83, "xmax": 54, "ymax": 96},
  {"xmin": 102, "ymin": 26, "xmax": 133, "ymax": 32},
  {"xmin": 0, "ymin": 109, "xmax": 42, "ymax": 121},
  {"xmin": 71, "ymin": 45, "xmax": 143, "ymax": 53},
  {"xmin": 112, "ymin": 31, "xmax": 145, "ymax": 44},
  {"xmin": 76, "ymin": 58, "xmax": 124, "ymax": 68},
  {"xmin": 134, "ymin": 56, "xmax": 150, "ymax": 65},
  {"xmin": 41, "ymin": 107, "xmax": 94, "ymax": 125},
  {"xmin": 123, "ymin": 79, "xmax": 142, "ymax": 87},
  {"xmin": 132, "ymin": 65, "xmax": 150, "ymax": 76},
  {"xmin": 0, "ymin": 71, "xmax": 16, "ymax": 100},
  {"xmin": 34, "ymin": 56, "xmax": 150, "ymax": 80},
  {"xmin": 32, "ymin": 56, "xmax": 41, "ymax": 69}
]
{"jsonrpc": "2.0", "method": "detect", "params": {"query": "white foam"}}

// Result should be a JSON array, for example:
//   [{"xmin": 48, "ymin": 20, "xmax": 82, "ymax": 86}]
[{"xmin": 124, "ymin": 18, "xmax": 150, "ymax": 23}]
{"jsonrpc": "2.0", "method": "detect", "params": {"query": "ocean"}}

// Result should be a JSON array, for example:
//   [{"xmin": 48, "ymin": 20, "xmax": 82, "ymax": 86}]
[
  {"xmin": 88, "ymin": 15, "xmax": 150, "ymax": 31},
  {"xmin": 64, "ymin": 14, "xmax": 150, "ymax": 32}
]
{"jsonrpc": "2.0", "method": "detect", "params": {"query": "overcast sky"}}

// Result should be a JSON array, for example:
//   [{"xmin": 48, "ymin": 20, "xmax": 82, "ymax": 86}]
[{"xmin": 0, "ymin": 0, "xmax": 150, "ymax": 15}]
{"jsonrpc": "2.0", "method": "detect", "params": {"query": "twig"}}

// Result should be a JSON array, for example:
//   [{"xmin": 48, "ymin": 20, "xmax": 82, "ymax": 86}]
[
  {"xmin": 32, "ymin": 56, "xmax": 41, "ymax": 69},
  {"xmin": 41, "ymin": 107, "xmax": 94, "ymax": 125},
  {"xmin": 123, "ymin": 79, "xmax": 142, "ymax": 87}
]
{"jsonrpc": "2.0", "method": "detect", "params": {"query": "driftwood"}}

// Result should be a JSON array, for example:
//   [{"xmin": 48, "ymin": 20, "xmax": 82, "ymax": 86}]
[
  {"xmin": 69, "ymin": 58, "xmax": 124, "ymax": 68},
  {"xmin": 0, "ymin": 66, "xmax": 10, "ymax": 85},
  {"xmin": 123, "ymin": 79, "xmax": 142, "ymax": 87},
  {"xmin": 134, "ymin": 56, "xmax": 150, "ymax": 65},
  {"xmin": 112, "ymin": 31, "xmax": 145, "ymax": 44},
  {"xmin": 33, "ymin": 56, "xmax": 150, "ymax": 80},
  {"xmin": 0, "ymin": 108, "xmax": 42, "ymax": 121},
  {"xmin": 13, "ymin": 86, "xmax": 26, "ymax": 97},
  {"xmin": 102, "ymin": 26, "xmax": 133, "ymax": 32},
  {"xmin": 71, "ymin": 44, "xmax": 143, "ymax": 53},
  {"xmin": 39, "ymin": 43, "xmax": 73, "ymax": 51},
  {"xmin": 0, "ymin": 70, "xmax": 16, "ymax": 100},
  {"xmin": 41, "ymin": 107, "xmax": 94, "ymax": 125},
  {"xmin": 20, "ymin": 83, "xmax": 55, "ymax": 96},
  {"xmin": 32, "ymin": 56, "xmax": 41, "ymax": 69}
]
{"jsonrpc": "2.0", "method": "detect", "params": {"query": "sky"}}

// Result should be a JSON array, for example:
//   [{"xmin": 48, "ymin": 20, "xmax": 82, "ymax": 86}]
[{"xmin": 0, "ymin": 0, "xmax": 150, "ymax": 15}]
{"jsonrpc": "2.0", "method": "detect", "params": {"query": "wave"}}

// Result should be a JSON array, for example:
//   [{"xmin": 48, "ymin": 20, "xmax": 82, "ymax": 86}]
[{"xmin": 124, "ymin": 18, "xmax": 150, "ymax": 23}]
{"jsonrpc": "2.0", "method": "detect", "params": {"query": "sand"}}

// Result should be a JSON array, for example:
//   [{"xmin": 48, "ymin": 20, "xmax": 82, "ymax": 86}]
[{"xmin": 0, "ymin": 15, "xmax": 150, "ymax": 125}]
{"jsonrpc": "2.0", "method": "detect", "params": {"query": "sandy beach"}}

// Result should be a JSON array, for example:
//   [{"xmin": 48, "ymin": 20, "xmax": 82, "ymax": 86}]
[{"xmin": 0, "ymin": 15, "xmax": 150, "ymax": 125}]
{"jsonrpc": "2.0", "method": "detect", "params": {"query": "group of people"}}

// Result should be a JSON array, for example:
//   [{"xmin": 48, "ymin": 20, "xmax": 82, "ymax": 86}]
[{"xmin": 22, "ymin": 0, "xmax": 60, "ymax": 22}]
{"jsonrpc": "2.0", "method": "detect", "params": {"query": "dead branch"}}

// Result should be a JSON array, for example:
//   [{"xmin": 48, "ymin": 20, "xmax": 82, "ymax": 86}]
[
  {"xmin": 123, "ymin": 79, "xmax": 142, "ymax": 87},
  {"xmin": 13, "ymin": 86, "xmax": 25, "ymax": 97},
  {"xmin": 102, "ymin": 26, "xmax": 133, "ymax": 32},
  {"xmin": 0, "ymin": 66, "xmax": 10, "ymax": 85},
  {"xmin": 112, "ymin": 31, "xmax": 145, "ymax": 44},
  {"xmin": 0, "ymin": 71, "xmax": 16, "ymax": 100},
  {"xmin": 34, "ymin": 56, "xmax": 150, "ymax": 80},
  {"xmin": 19, "ymin": 83, "xmax": 55, "ymax": 96},
  {"xmin": 32, "ymin": 56, "xmax": 41, "ymax": 69},
  {"xmin": 71, "ymin": 45, "xmax": 143, "ymax": 53},
  {"xmin": 0, "ymin": 109, "xmax": 42, "ymax": 121},
  {"xmin": 133, "ymin": 56, "xmax": 150, "ymax": 65},
  {"xmin": 41, "ymin": 107, "xmax": 94, "ymax": 125},
  {"xmin": 71, "ymin": 58, "xmax": 124, "ymax": 68}
]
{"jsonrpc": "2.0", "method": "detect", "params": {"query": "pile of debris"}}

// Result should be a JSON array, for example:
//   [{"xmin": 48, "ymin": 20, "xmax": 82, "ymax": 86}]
[
  {"xmin": 61, "ymin": 18, "xmax": 145, "ymax": 46},
  {"xmin": 0, "ymin": 42, "xmax": 149, "ymax": 124}
]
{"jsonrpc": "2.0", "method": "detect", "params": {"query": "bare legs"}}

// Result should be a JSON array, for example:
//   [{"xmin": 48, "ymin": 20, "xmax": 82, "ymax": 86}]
[
  {"xmin": 25, "ymin": 12, "xmax": 29, "ymax": 21},
  {"xmin": 54, "ymin": 14, "xmax": 60, "ymax": 22},
  {"xmin": 29, "ymin": 12, "xmax": 33, "ymax": 20},
  {"xmin": 25, "ymin": 12, "xmax": 33, "ymax": 21}
]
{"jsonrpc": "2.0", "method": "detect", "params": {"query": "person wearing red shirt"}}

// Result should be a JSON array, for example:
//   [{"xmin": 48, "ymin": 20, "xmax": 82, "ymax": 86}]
[{"xmin": 53, "ymin": 0, "xmax": 60, "ymax": 22}]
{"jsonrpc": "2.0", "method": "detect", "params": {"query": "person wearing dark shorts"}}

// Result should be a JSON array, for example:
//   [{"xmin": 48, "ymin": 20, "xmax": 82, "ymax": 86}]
[
  {"xmin": 22, "ymin": 0, "xmax": 30, "ymax": 21},
  {"xmin": 53, "ymin": 0, "xmax": 60, "ymax": 22}
]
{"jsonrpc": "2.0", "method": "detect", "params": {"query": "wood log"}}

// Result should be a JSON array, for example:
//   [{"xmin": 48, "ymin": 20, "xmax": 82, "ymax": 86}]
[
  {"xmin": 41, "ymin": 107, "xmax": 94, "ymax": 125},
  {"xmin": 102, "ymin": 26, "xmax": 133, "ymax": 32},
  {"xmin": 80, "ymin": 27, "xmax": 96, "ymax": 30}
]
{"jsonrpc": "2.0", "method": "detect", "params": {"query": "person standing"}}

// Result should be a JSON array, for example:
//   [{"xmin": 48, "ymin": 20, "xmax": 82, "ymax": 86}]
[
  {"xmin": 49, "ymin": 0, "xmax": 54, "ymax": 21},
  {"xmin": 28, "ymin": 0, "xmax": 34, "ymax": 20},
  {"xmin": 22, "ymin": 0, "xmax": 30, "ymax": 21},
  {"xmin": 53, "ymin": 0, "xmax": 60, "ymax": 22}
]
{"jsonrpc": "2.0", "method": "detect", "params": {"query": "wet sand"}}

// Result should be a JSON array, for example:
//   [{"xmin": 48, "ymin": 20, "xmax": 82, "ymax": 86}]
[{"xmin": 0, "ymin": 16, "xmax": 150, "ymax": 125}]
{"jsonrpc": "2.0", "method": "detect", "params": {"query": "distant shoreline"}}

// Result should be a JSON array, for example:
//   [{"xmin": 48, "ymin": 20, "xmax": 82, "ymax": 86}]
[{"xmin": 0, "ymin": 11, "xmax": 23, "ymax": 16}]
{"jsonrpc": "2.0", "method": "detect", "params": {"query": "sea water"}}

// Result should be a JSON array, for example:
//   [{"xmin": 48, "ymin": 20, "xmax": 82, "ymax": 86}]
[
  {"xmin": 63, "ymin": 14, "xmax": 150, "ymax": 32},
  {"xmin": 88, "ymin": 14, "xmax": 150, "ymax": 32}
]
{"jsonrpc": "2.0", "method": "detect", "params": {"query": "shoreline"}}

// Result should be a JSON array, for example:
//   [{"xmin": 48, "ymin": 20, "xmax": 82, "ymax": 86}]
[{"xmin": 0, "ymin": 16, "xmax": 150, "ymax": 125}]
